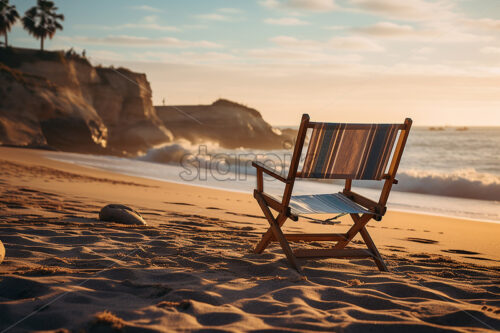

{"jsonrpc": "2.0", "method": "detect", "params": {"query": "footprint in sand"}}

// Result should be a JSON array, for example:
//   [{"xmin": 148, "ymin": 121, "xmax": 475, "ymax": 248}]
[
  {"xmin": 206, "ymin": 207, "xmax": 222, "ymax": 210},
  {"xmin": 442, "ymin": 249, "xmax": 480, "ymax": 255},
  {"xmin": 439, "ymin": 249, "xmax": 493, "ymax": 262},
  {"xmin": 465, "ymin": 256, "xmax": 492, "ymax": 261},
  {"xmin": 406, "ymin": 237, "xmax": 438, "ymax": 244},
  {"xmin": 225, "ymin": 212, "xmax": 266, "ymax": 219},
  {"xmin": 384, "ymin": 245, "xmax": 407, "ymax": 253},
  {"xmin": 164, "ymin": 202, "xmax": 195, "ymax": 206}
]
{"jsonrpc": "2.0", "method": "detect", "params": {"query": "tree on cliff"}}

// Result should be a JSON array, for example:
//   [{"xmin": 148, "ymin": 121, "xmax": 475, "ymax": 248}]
[
  {"xmin": 0, "ymin": 0, "xmax": 19, "ymax": 47},
  {"xmin": 22, "ymin": 0, "xmax": 64, "ymax": 51}
]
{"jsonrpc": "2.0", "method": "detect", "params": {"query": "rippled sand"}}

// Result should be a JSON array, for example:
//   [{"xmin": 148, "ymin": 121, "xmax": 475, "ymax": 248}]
[{"xmin": 0, "ymin": 147, "xmax": 499, "ymax": 332}]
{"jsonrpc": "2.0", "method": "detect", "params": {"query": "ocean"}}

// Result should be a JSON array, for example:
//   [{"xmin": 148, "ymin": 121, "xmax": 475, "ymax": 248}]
[{"xmin": 46, "ymin": 127, "xmax": 500, "ymax": 223}]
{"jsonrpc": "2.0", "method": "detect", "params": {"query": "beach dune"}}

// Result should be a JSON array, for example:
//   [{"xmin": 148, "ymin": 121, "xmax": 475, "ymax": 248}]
[{"xmin": 0, "ymin": 147, "xmax": 499, "ymax": 332}]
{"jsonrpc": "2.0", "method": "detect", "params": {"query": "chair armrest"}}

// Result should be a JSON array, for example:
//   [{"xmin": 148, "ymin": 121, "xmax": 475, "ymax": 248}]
[
  {"xmin": 252, "ymin": 161, "xmax": 289, "ymax": 183},
  {"xmin": 342, "ymin": 189, "xmax": 386, "ymax": 218}
]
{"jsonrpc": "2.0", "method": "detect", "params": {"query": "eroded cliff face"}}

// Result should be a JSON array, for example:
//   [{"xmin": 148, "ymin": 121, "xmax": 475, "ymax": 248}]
[
  {"xmin": 155, "ymin": 99, "xmax": 295, "ymax": 150},
  {"xmin": 0, "ymin": 48, "xmax": 172, "ymax": 155},
  {"xmin": 0, "ymin": 63, "xmax": 108, "ymax": 152},
  {"xmin": 91, "ymin": 67, "xmax": 171, "ymax": 153}
]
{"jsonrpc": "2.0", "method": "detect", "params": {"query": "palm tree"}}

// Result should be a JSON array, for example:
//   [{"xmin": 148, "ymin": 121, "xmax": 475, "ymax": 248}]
[
  {"xmin": 0, "ymin": 0, "xmax": 20, "ymax": 47},
  {"xmin": 22, "ymin": 0, "xmax": 64, "ymax": 51}
]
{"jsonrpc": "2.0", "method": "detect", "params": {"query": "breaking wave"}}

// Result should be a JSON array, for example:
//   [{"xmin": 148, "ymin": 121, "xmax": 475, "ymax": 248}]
[
  {"xmin": 139, "ymin": 142, "xmax": 500, "ymax": 202},
  {"xmin": 393, "ymin": 169, "xmax": 500, "ymax": 201}
]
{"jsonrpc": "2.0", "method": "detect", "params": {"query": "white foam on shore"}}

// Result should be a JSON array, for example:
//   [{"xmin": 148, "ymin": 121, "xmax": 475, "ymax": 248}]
[
  {"xmin": 135, "ymin": 140, "xmax": 500, "ymax": 202},
  {"xmin": 45, "ymin": 151, "xmax": 500, "ymax": 224}
]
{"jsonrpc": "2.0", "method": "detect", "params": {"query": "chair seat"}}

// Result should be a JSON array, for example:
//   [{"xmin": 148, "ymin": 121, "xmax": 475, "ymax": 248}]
[{"xmin": 269, "ymin": 192, "xmax": 372, "ymax": 216}]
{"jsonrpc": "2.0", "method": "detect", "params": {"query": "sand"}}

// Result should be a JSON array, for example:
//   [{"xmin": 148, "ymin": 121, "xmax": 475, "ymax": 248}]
[{"xmin": 0, "ymin": 147, "xmax": 499, "ymax": 332}]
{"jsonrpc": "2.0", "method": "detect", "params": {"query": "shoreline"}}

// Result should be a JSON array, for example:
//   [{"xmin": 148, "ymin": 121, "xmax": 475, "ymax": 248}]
[
  {"xmin": 42, "ymin": 148, "xmax": 500, "ymax": 224},
  {"xmin": 45, "ymin": 155, "xmax": 500, "ymax": 225}
]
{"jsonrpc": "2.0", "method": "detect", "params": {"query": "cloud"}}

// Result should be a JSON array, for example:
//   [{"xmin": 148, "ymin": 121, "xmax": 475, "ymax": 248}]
[
  {"xmin": 181, "ymin": 24, "xmax": 209, "ymax": 30},
  {"xmin": 269, "ymin": 35, "xmax": 384, "ymax": 52},
  {"xmin": 270, "ymin": 36, "xmax": 320, "ymax": 48},
  {"xmin": 245, "ymin": 35, "xmax": 379, "ymax": 64},
  {"xmin": 264, "ymin": 17, "xmax": 309, "ymax": 25},
  {"xmin": 196, "ymin": 8, "xmax": 243, "ymax": 22},
  {"xmin": 196, "ymin": 13, "xmax": 233, "ymax": 21},
  {"xmin": 120, "ymin": 23, "xmax": 178, "ymax": 32},
  {"xmin": 323, "ymin": 25, "xmax": 346, "ymax": 31},
  {"xmin": 409, "ymin": 55, "xmax": 427, "ymax": 61},
  {"xmin": 218, "ymin": 8, "xmax": 242, "ymax": 14},
  {"xmin": 347, "ymin": 1, "xmax": 496, "ymax": 44},
  {"xmin": 130, "ymin": 5, "xmax": 163, "ymax": 13},
  {"xmin": 353, "ymin": 22, "xmax": 415, "ymax": 36},
  {"xmin": 259, "ymin": 0, "xmax": 281, "ymax": 9},
  {"xmin": 259, "ymin": 0, "xmax": 337, "ymax": 12},
  {"xmin": 463, "ymin": 18, "xmax": 500, "ymax": 31},
  {"xmin": 74, "ymin": 16, "xmax": 179, "ymax": 32},
  {"xmin": 287, "ymin": 0, "xmax": 337, "ymax": 11},
  {"xmin": 61, "ymin": 35, "xmax": 222, "ymax": 48},
  {"xmin": 414, "ymin": 47, "xmax": 433, "ymax": 55},
  {"xmin": 351, "ymin": 20, "xmax": 492, "ymax": 43},
  {"xmin": 130, "ymin": 51, "xmax": 238, "ymax": 64},
  {"xmin": 329, "ymin": 36, "xmax": 385, "ymax": 52},
  {"xmin": 481, "ymin": 47, "xmax": 500, "ymax": 54},
  {"xmin": 248, "ymin": 48, "xmax": 362, "ymax": 64},
  {"xmin": 88, "ymin": 50, "xmax": 126, "ymax": 61},
  {"xmin": 348, "ymin": 0, "xmax": 456, "ymax": 21}
]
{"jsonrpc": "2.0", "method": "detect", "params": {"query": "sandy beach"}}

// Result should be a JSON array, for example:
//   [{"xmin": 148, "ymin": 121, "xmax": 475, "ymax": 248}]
[{"xmin": 0, "ymin": 146, "xmax": 499, "ymax": 332}]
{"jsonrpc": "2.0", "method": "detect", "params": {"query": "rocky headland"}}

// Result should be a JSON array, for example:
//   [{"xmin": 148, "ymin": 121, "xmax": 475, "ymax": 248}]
[{"xmin": 0, "ymin": 47, "xmax": 294, "ymax": 156}]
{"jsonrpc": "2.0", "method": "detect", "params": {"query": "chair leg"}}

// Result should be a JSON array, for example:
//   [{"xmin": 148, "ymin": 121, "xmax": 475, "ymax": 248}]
[
  {"xmin": 268, "ymin": 215, "xmax": 301, "ymax": 272},
  {"xmin": 254, "ymin": 213, "xmax": 286, "ymax": 254},
  {"xmin": 359, "ymin": 227, "xmax": 388, "ymax": 272},
  {"xmin": 334, "ymin": 213, "xmax": 371, "ymax": 249},
  {"xmin": 254, "ymin": 194, "xmax": 301, "ymax": 272},
  {"xmin": 333, "ymin": 213, "xmax": 388, "ymax": 272}
]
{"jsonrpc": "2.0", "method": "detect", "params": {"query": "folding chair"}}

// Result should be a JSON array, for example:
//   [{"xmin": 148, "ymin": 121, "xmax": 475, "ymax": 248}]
[{"xmin": 252, "ymin": 114, "xmax": 412, "ymax": 272}]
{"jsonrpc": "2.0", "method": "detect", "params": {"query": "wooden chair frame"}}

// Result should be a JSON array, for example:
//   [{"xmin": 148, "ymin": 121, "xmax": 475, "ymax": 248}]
[{"xmin": 252, "ymin": 114, "xmax": 412, "ymax": 272}]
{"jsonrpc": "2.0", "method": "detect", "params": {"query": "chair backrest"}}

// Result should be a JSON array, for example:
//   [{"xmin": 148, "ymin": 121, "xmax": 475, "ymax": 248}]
[
  {"xmin": 300, "ymin": 122, "xmax": 404, "ymax": 180},
  {"xmin": 281, "ymin": 114, "xmax": 411, "ymax": 210}
]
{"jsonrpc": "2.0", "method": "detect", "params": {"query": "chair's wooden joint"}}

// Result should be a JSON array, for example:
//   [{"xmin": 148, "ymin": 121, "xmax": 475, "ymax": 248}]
[
  {"xmin": 252, "ymin": 161, "xmax": 289, "ymax": 183},
  {"xmin": 372, "ymin": 206, "xmax": 386, "ymax": 221},
  {"xmin": 383, "ymin": 174, "xmax": 398, "ymax": 184},
  {"xmin": 343, "ymin": 190, "xmax": 379, "ymax": 210},
  {"xmin": 254, "ymin": 190, "xmax": 290, "ymax": 216},
  {"xmin": 382, "ymin": 174, "xmax": 398, "ymax": 184}
]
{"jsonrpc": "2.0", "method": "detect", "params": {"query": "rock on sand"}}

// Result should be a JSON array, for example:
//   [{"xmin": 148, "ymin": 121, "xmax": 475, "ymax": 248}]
[
  {"xmin": 0, "ymin": 240, "xmax": 5, "ymax": 264},
  {"xmin": 99, "ymin": 204, "xmax": 146, "ymax": 225}
]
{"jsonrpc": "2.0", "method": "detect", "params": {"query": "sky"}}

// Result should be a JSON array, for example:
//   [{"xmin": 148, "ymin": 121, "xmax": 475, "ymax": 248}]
[{"xmin": 7, "ymin": 0, "xmax": 500, "ymax": 126}]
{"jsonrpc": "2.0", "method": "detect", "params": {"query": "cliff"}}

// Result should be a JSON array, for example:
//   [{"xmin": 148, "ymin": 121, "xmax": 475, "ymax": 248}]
[
  {"xmin": 0, "ymin": 48, "xmax": 294, "ymax": 156},
  {"xmin": 0, "ymin": 47, "xmax": 172, "ymax": 155},
  {"xmin": 156, "ymin": 99, "xmax": 295, "ymax": 149}
]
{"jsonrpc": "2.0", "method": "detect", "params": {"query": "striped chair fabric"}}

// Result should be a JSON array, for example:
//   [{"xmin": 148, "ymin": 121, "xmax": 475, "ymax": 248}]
[
  {"xmin": 269, "ymin": 192, "xmax": 372, "ymax": 216},
  {"xmin": 302, "ymin": 123, "xmax": 400, "ymax": 180}
]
